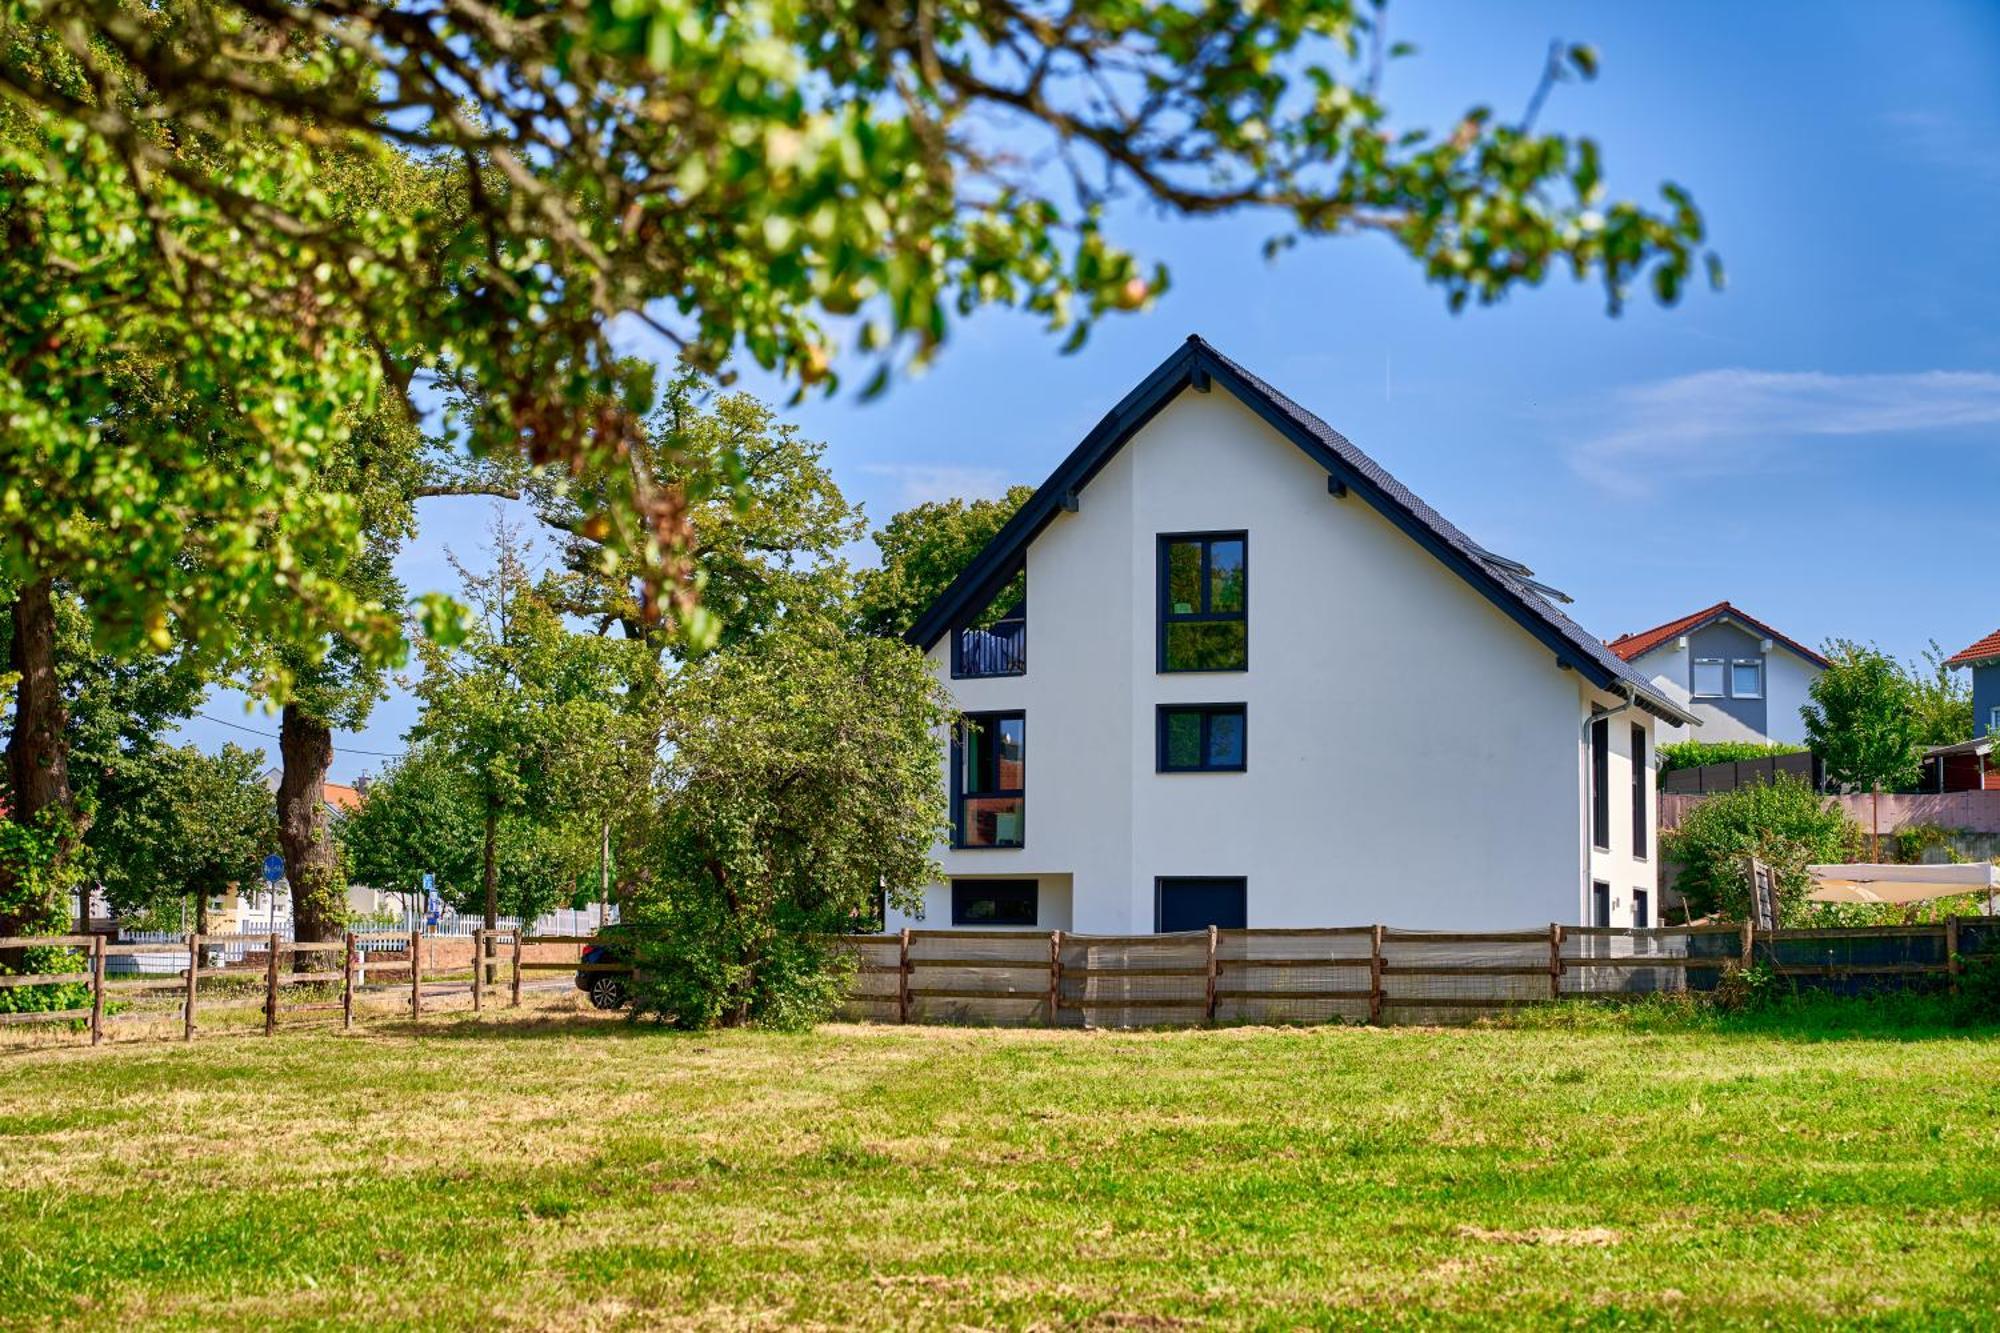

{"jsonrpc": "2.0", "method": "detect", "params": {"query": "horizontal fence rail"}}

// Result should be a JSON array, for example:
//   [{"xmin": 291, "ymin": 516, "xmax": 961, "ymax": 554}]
[
  {"xmin": 6, "ymin": 916, "xmax": 1997, "ymax": 1046},
  {"xmin": 832, "ymin": 918, "xmax": 2000, "ymax": 1028}
]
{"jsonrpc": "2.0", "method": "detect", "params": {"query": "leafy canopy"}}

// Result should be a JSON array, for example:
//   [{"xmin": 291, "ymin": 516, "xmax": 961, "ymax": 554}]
[
  {"xmin": 1801, "ymin": 641, "xmax": 1929, "ymax": 794},
  {"xmin": 88, "ymin": 742, "xmax": 276, "ymax": 922},
  {"xmin": 855, "ymin": 486, "xmax": 1035, "ymax": 639},
  {"xmin": 627, "ymin": 614, "xmax": 951, "ymax": 1029},
  {"xmin": 4, "ymin": 0, "xmax": 1716, "ymax": 660}
]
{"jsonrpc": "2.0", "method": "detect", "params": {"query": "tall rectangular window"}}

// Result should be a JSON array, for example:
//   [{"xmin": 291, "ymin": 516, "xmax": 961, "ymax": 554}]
[
  {"xmin": 953, "ymin": 712, "xmax": 1024, "ymax": 848},
  {"xmin": 1158, "ymin": 532, "xmax": 1247, "ymax": 672},
  {"xmin": 1631, "ymin": 722, "xmax": 1648, "ymax": 860},
  {"xmin": 1632, "ymin": 888, "xmax": 1650, "ymax": 929},
  {"xmin": 1592, "ymin": 880, "xmax": 1611, "ymax": 928},
  {"xmin": 1157, "ymin": 704, "xmax": 1247, "ymax": 772},
  {"xmin": 951, "ymin": 879, "xmax": 1038, "ymax": 926},
  {"xmin": 1591, "ymin": 717, "xmax": 1610, "ymax": 851}
]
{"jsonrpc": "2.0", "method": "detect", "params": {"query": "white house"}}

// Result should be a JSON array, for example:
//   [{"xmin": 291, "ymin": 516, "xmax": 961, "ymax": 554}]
[
  {"xmin": 1605, "ymin": 603, "xmax": 1826, "ymax": 747},
  {"xmin": 890, "ymin": 337, "xmax": 1697, "ymax": 936}
]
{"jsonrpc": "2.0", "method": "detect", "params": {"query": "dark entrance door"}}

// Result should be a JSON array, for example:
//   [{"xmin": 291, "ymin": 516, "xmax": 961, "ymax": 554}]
[{"xmin": 1156, "ymin": 877, "xmax": 1248, "ymax": 932}]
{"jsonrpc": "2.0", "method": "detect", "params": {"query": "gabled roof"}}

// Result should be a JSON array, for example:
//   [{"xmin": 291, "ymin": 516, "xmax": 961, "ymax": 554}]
[
  {"xmin": 907, "ymin": 335, "xmax": 1698, "ymax": 726},
  {"xmin": 1945, "ymin": 628, "xmax": 2000, "ymax": 669},
  {"xmin": 1606, "ymin": 602, "xmax": 1830, "ymax": 670}
]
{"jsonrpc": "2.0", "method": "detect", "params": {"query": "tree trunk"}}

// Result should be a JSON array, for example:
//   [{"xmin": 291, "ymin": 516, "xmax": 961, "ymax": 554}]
[
  {"xmin": 482, "ymin": 804, "xmax": 498, "ymax": 930},
  {"xmin": 0, "ymin": 577, "xmax": 78, "ymax": 938},
  {"xmin": 196, "ymin": 890, "xmax": 210, "ymax": 937},
  {"xmin": 276, "ymin": 705, "xmax": 343, "ymax": 962}
]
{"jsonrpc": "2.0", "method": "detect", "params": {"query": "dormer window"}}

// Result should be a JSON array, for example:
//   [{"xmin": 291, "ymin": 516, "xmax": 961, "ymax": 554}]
[{"xmin": 951, "ymin": 562, "xmax": 1025, "ymax": 679}]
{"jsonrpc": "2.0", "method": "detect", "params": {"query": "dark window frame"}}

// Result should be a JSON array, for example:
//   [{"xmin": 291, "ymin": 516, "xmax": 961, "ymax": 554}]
[
  {"xmin": 949, "ymin": 560, "xmax": 1026, "ymax": 680},
  {"xmin": 1590, "ymin": 717, "xmax": 1610, "ymax": 852},
  {"xmin": 950, "ymin": 878, "xmax": 1039, "ymax": 927},
  {"xmin": 1630, "ymin": 721, "xmax": 1648, "ymax": 861},
  {"xmin": 1592, "ymin": 880, "xmax": 1611, "ymax": 929},
  {"xmin": 1156, "ymin": 531, "xmax": 1249, "ymax": 674},
  {"xmin": 1632, "ymin": 887, "xmax": 1650, "ymax": 930},
  {"xmin": 1154, "ymin": 876, "xmax": 1249, "ymax": 933},
  {"xmin": 951, "ymin": 711, "xmax": 1025, "ymax": 849},
  {"xmin": 1155, "ymin": 703, "xmax": 1248, "ymax": 773}
]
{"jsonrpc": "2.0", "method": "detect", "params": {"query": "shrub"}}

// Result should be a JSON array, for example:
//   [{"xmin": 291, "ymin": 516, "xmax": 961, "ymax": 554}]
[
  {"xmin": 1663, "ymin": 774, "xmax": 1862, "ymax": 923},
  {"xmin": 1658, "ymin": 740, "xmax": 1807, "ymax": 774}
]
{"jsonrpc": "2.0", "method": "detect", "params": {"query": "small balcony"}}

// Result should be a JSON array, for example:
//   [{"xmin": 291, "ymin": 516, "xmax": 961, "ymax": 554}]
[{"xmin": 953, "ymin": 617, "xmax": 1026, "ymax": 678}]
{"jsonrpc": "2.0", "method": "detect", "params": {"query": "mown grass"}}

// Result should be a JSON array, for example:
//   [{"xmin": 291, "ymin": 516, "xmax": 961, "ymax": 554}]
[{"xmin": 4, "ymin": 1000, "xmax": 1999, "ymax": 1329}]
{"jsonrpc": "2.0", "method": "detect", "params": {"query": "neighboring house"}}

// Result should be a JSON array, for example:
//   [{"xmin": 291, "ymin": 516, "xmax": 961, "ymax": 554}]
[
  {"xmin": 249, "ymin": 771, "xmax": 401, "ymax": 921},
  {"xmin": 1946, "ymin": 628, "xmax": 2000, "ymax": 740},
  {"xmin": 894, "ymin": 336, "xmax": 1696, "ymax": 936},
  {"xmin": 1606, "ymin": 602, "xmax": 1826, "ymax": 747}
]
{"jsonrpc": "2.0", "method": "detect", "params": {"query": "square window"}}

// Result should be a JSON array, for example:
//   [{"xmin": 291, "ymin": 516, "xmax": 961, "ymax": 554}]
[
  {"xmin": 1158, "ymin": 533, "xmax": 1247, "ymax": 672},
  {"xmin": 1731, "ymin": 659, "xmax": 1763, "ymax": 698},
  {"xmin": 951, "ymin": 879, "xmax": 1037, "ymax": 927},
  {"xmin": 1157, "ymin": 705, "xmax": 1248, "ymax": 772},
  {"xmin": 1692, "ymin": 659, "xmax": 1725, "ymax": 697}
]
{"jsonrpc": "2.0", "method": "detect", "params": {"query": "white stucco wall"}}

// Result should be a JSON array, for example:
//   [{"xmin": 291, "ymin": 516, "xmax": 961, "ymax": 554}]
[
  {"xmin": 1628, "ymin": 640, "xmax": 1818, "ymax": 747},
  {"xmin": 891, "ymin": 388, "xmax": 1652, "ymax": 934},
  {"xmin": 1583, "ymin": 689, "xmax": 1663, "ymax": 929},
  {"xmin": 1763, "ymin": 650, "xmax": 1817, "ymax": 745}
]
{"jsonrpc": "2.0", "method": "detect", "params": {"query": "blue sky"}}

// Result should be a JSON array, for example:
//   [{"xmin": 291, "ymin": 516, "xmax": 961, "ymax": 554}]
[{"xmin": 180, "ymin": 1, "xmax": 2000, "ymax": 782}]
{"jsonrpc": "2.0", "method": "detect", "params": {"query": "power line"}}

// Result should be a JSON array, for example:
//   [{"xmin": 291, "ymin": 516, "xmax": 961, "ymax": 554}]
[{"xmin": 195, "ymin": 713, "xmax": 406, "ymax": 759}]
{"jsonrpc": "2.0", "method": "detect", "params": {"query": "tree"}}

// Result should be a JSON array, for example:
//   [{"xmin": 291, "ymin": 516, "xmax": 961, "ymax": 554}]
[
  {"xmin": 627, "ymin": 614, "xmax": 950, "ymax": 1028},
  {"xmin": 341, "ymin": 743, "xmax": 593, "ymax": 926},
  {"xmin": 1907, "ymin": 640, "xmax": 1974, "ymax": 751},
  {"xmin": 855, "ymin": 487, "xmax": 1035, "ymax": 639},
  {"xmin": 3, "ymin": 1, "xmax": 1715, "ymax": 940},
  {"xmin": 88, "ymin": 743, "xmax": 276, "ymax": 933},
  {"xmin": 409, "ymin": 525, "xmax": 650, "ymax": 928},
  {"xmin": 1801, "ymin": 640, "xmax": 1926, "ymax": 858},
  {"xmin": 1662, "ymin": 776, "xmax": 1861, "ymax": 926}
]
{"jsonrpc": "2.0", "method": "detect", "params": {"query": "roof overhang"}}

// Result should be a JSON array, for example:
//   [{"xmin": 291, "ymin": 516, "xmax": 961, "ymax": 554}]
[{"xmin": 906, "ymin": 337, "xmax": 1698, "ymax": 728}]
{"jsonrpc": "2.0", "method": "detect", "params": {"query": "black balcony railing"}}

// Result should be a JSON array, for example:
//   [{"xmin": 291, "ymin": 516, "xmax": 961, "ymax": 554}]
[{"xmin": 954, "ymin": 618, "xmax": 1026, "ymax": 677}]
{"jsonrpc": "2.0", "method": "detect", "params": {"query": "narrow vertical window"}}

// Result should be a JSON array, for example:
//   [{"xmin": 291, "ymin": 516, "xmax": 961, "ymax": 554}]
[
  {"xmin": 1592, "ymin": 880, "xmax": 1611, "ymax": 929},
  {"xmin": 1159, "ymin": 533, "xmax": 1248, "ymax": 671},
  {"xmin": 953, "ymin": 712, "xmax": 1024, "ymax": 848},
  {"xmin": 1591, "ymin": 718, "xmax": 1610, "ymax": 852},
  {"xmin": 1632, "ymin": 888, "xmax": 1651, "ymax": 929},
  {"xmin": 1631, "ymin": 722, "xmax": 1648, "ymax": 860}
]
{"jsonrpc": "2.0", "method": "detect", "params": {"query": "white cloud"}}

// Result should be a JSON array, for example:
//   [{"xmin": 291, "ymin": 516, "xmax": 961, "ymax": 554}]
[
  {"xmin": 858, "ymin": 463, "xmax": 1017, "ymax": 507},
  {"xmin": 1571, "ymin": 368, "xmax": 2000, "ymax": 494}
]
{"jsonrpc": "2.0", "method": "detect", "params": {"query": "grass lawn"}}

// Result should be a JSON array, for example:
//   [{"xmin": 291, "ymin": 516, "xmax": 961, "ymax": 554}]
[{"xmin": 4, "ymin": 1003, "xmax": 1999, "ymax": 1329}]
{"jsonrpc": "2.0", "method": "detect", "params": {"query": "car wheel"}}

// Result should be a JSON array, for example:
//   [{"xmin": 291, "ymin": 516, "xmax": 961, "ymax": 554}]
[{"xmin": 588, "ymin": 976, "xmax": 627, "ymax": 1010}]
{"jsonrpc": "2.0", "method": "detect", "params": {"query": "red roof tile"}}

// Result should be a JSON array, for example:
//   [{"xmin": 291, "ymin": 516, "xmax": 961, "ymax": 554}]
[
  {"xmin": 1606, "ymin": 601, "xmax": 1828, "ymax": 669},
  {"xmin": 1945, "ymin": 628, "xmax": 2000, "ymax": 668},
  {"xmin": 323, "ymin": 782, "xmax": 363, "ymax": 813}
]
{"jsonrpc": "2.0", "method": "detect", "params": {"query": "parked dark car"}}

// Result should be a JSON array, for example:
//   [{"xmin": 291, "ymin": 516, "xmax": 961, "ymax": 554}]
[{"xmin": 575, "ymin": 939, "xmax": 632, "ymax": 1010}]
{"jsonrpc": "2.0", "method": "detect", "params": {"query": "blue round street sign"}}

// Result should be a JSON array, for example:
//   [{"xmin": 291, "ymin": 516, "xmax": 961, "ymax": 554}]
[{"xmin": 263, "ymin": 854, "xmax": 286, "ymax": 883}]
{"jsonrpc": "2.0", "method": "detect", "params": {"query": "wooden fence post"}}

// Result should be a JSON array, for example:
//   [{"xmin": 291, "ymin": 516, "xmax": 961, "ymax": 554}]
[
  {"xmin": 472, "ymin": 929, "xmax": 485, "ymax": 1012},
  {"xmin": 264, "ymin": 932, "xmax": 280, "ymax": 1037},
  {"xmin": 89, "ymin": 934, "xmax": 105, "ymax": 1046},
  {"xmin": 342, "ymin": 932, "xmax": 355, "ymax": 1032},
  {"xmin": 183, "ymin": 933, "xmax": 199, "ymax": 1042},
  {"xmin": 511, "ymin": 930, "xmax": 524, "ymax": 1008},
  {"xmin": 897, "ymin": 928, "xmax": 912, "ymax": 1024},
  {"xmin": 1204, "ymin": 925, "xmax": 1219, "ymax": 1024},
  {"xmin": 1368, "ymin": 925, "xmax": 1384, "ymax": 1026},
  {"xmin": 1947, "ymin": 915, "xmax": 1961, "ymax": 994},
  {"xmin": 1047, "ymin": 930, "xmax": 1062, "ymax": 1027},
  {"xmin": 410, "ymin": 928, "xmax": 422, "ymax": 1020},
  {"xmin": 1548, "ymin": 923, "xmax": 1563, "ymax": 1001}
]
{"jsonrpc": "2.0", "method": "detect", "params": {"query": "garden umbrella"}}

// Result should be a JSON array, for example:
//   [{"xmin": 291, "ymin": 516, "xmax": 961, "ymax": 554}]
[{"xmin": 1806, "ymin": 862, "xmax": 2000, "ymax": 908}]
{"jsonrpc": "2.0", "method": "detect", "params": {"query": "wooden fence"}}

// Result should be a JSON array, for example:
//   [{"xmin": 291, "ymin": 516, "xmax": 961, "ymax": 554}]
[
  {"xmin": 833, "ymin": 917, "xmax": 2000, "ymax": 1027},
  {"xmin": 0, "ymin": 928, "xmax": 633, "ymax": 1045}
]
